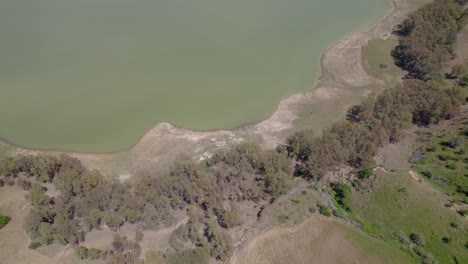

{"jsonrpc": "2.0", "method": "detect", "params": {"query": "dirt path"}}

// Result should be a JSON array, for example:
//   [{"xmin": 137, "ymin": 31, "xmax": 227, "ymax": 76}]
[{"xmin": 409, "ymin": 170, "xmax": 422, "ymax": 182}]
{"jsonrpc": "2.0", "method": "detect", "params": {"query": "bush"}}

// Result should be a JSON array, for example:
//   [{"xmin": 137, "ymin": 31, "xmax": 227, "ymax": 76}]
[
  {"xmin": 28, "ymin": 242, "xmax": 42, "ymax": 249},
  {"xmin": 290, "ymin": 198, "xmax": 300, "ymax": 204},
  {"xmin": 219, "ymin": 208, "xmax": 241, "ymax": 228},
  {"xmin": 333, "ymin": 208, "xmax": 346, "ymax": 219},
  {"xmin": 441, "ymin": 237, "xmax": 452, "ymax": 243},
  {"xmin": 358, "ymin": 163, "xmax": 374, "ymax": 179},
  {"xmin": 446, "ymin": 137, "xmax": 462, "ymax": 148},
  {"xmin": 459, "ymin": 75, "xmax": 468, "ymax": 87},
  {"xmin": 438, "ymin": 154, "xmax": 454, "ymax": 161},
  {"xmin": 331, "ymin": 182, "xmax": 352, "ymax": 211},
  {"xmin": 445, "ymin": 163, "xmax": 457, "ymax": 170},
  {"xmin": 421, "ymin": 170, "xmax": 434, "ymax": 179},
  {"xmin": 317, "ymin": 203, "xmax": 331, "ymax": 217},
  {"xmin": 0, "ymin": 212, "xmax": 10, "ymax": 229},
  {"xmin": 409, "ymin": 233, "xmax": 424, "ymax": 245},
  {"xmin": 458, "ymin": 209, "xmax": 468, "ymax": 216},
  {"xmin": 74, "ymin": 246, "xmax": 88, "ymax": 260},
  {"xmin": 278, "ymin": 215, "xmax": 289, "ymax": 222}
]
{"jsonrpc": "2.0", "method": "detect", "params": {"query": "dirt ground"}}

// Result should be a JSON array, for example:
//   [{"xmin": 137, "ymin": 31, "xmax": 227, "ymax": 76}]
[{"xmin": 0, "ymin": 186, "xmax": 60, "ymax": 264}]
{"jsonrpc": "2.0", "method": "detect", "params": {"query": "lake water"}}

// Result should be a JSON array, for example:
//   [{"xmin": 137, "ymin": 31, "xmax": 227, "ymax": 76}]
[{"xmin": 0, "ymin": 0, "xmax": 389, "ymax": 152}]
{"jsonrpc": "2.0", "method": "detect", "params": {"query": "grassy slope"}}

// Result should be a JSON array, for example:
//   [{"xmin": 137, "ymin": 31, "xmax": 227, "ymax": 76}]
[
  {"xmin": 413, "ymin": 115, "xmax": 468, "ymax": 203},
  {"xmin": 351, "ymin": 168, "xmax": 468, "ymax": 264}
]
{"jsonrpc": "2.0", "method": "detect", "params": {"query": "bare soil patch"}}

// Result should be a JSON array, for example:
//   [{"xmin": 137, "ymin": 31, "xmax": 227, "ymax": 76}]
[{"xmin": 0, "ymin": 186, "xmax": 60, "ymax": 264}]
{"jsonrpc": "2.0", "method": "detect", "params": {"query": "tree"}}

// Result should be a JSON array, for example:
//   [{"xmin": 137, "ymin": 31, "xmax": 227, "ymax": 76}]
[
  {"xmin": 219, "ymin": 207, "xmax": 241, "ymax": 228},
  {"xmin": 111, "ymin": 234, "xmax": 127, "ymax": 253},
  {"xmin": 331, "ymin": 182, "xmax": 352, "ymax": 211},
  {"xmin": 358, "ymin": 163, "xmax": 374, "ymax": 179},
  {"xmin": 205, "ymin": 222, "xmax": 233, "ymax": 261}
]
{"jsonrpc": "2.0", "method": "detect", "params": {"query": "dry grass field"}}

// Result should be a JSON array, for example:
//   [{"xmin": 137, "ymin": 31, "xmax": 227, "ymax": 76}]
[{"xmin": 232, "ymin": 216, "xmax": 415, "ymax": 264}]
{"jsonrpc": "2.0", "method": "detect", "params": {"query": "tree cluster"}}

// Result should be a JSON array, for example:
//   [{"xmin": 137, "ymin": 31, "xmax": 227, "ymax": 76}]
[
  {"xmin": 393, "ymin": 0, "xmax": 468, "ymax": 80},
  {"xmin": 287, "ymin": 0, "xmax": 467, "ymax": 180},
  {"xmin": 0, "ymin": 142, "xmax": 292, "ymax": 264}
]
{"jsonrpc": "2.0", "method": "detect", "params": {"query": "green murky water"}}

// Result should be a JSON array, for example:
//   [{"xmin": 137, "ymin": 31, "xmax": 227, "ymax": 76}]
[{"xmin": 0, "ymin": 0, "xmax": 389, "ymax": 152}]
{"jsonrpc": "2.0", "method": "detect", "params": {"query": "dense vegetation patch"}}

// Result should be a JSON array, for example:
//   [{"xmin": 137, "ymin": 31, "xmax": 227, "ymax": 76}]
[
  {"xmin": 287, "ymin": 0, "xmax": 467, "ymax": 182},
  {"xmin": 0, "ymin": 144, "xmax": 292, "ymax": 263},
  {"xmin": 393, "ymin": 0, "xmax": 468, "ymax": 80}
]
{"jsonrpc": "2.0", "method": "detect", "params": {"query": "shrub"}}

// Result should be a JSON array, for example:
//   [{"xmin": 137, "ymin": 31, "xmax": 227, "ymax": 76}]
[
  {"xmin": 397, "ymin": 187, "xmax": 407, "ymax": 193},
  {"xmin": 74, "ymin": 246, "xmax": 88, "ymax": 260},
  {"xmin": 28, "ymin": 242, "xmax": 42, "ymax": 249},
  {"xmin": 421, "ymin": 170, "xmax": 434, "ymax": 179},
  {"xmin": 0, "ymin": 212, "xmax": 10, "ymax": 229},
  {"xmin": 219, "ymin": 208, "xmax": 241, "ymax": 228},
  {"xmin": 446, "ymin": 137, "xmax": 462, "ymax": 148},
  {"xmin": 278, "ymin": 215, "xmax": 289, "ymax": 222},
  {"xmin": 333, "ymin": 208, "xmax": 346, "ymax": 219},
  {"xmin": 87, "ymin": 248, "xmax": 102, "ymax": 260},
  {"xmin": 290, "ymin": 198, "xmax": 300, "ymax": 204},
  {"xmin": 409, "ymin": 233, "xmax": 424, "ymax": 245},
  {"xmin": 458, "ymin": 210, "xmax": 468, "ymax": 216},
  {"xmin": 358, "ymin": 163, "xmax": 374, "ymax": 179},
  {"xmin": 459, "ymin": 75, "xmax": 468, "ymax": 87},
  {"xmin": 317, "ymin": 203, "xmax": 331, "ymax": 217},
  {"xmin": 438, "ymin": 154, "xmax": 454, "ymax": 161},
  {"xmin": 441, "ymin": 237, "xmax": 452, "ymax": 243},
  {"xmin": 331, "ymin": 182, "xmax": 352, "ymax": 211},
  {"xmin": 446, "ymin": 163, "xmax": 457, "ymax": 170}
]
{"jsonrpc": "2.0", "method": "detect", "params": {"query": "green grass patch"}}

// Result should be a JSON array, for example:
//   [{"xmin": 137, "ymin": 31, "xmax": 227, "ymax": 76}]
[
  {"xmin": 414, "ymin": 128, "xmax": 468, "ymax": 202},
  {"xmin": 362, "ymin": 38, "xmax": 405, "ymax": 86},
  {"xmin": 0, "ymin": 212, "xmax": 10, "ymax": 229},
  {"xmin": 290, "ymin": 198, "xmax": 301, "ymax": 204},
  {"xmin": 351, "ymin": 171, "xmax": 468, "ymax": 264}
]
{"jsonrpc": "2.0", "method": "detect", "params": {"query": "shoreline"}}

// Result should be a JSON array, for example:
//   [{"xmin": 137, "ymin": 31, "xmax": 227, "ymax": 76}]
[
  {"xmin": 1, "ymin": 0, "xmax": 394, "ymax": 155},
  {"xmin": 3, "ymin": 0, "xmax": 427, "ymax": 175}
]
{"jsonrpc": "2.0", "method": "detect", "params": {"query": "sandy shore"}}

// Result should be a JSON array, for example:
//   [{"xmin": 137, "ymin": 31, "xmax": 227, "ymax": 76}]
[{"xmin": 4, "ymin": 0, "xmax": 430, "ymax": 177}]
